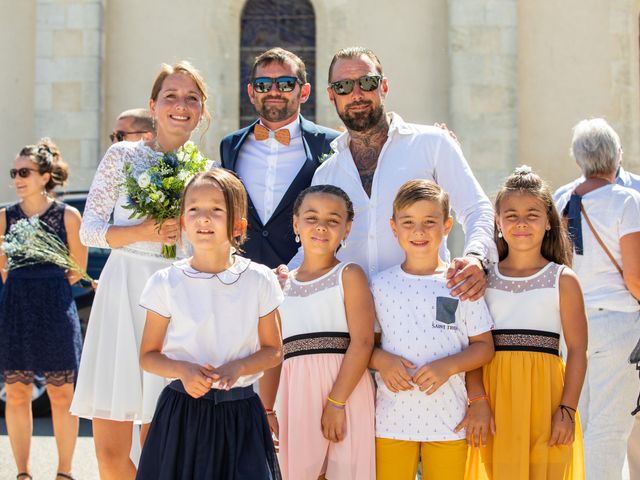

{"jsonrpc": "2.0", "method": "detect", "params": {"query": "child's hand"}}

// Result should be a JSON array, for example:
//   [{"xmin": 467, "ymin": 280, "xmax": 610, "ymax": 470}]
[
  {"xmin": 321, "ymin": 404, "xmax": 346, "ymax": 442},
  {"xmin": 213, "ymin": 360, "xmax": 244, "ymax": 390},
  {"xmin": 413, "ymin": 358, "xmax": 452, "ymax": 394},
  {"xmin": 266, "ymin": 413, "xmax": 279, "ymax": 452},
  {"xmin": 179, "ymin": 362, "xmax": 215, "ymax": 398},
  {"xmin": 377, "ymin": 350, "xmax": 416, "ymax": 393},
  {"xmin": 549, "ymin": 406, "xmax": 576, "ymax": 446},
  {"xmin": 454, "ymin": 399, "xmax": 495, "ymax": 447}
]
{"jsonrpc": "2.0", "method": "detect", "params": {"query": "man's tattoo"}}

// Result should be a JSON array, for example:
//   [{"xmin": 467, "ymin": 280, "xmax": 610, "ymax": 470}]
[{"xmin": 349, "ymin": 114, "xmax": 390, "ymax": 197}]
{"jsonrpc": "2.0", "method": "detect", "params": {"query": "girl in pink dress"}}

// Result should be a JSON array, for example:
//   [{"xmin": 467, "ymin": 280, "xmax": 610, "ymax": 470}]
[{"xmin": 261, "ymin": 185, "xmax": 376, "ymax": 479}]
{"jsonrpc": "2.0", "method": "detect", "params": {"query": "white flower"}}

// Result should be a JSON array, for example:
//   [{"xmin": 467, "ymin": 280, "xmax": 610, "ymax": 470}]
[
  {"xmin": 177, "ymin": 170, "xmax": 191, "ymax": 181},
  {"xmin": 137, "ymin": 172, "xmax": 151, "ymax": 188},
  {"xmin": 156, "ymin": 191, "xmax": 166, "ymax": 203}
]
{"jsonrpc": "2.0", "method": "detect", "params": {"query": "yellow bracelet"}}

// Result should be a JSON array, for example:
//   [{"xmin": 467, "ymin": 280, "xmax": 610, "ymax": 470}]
[{"xmin": 327, "ymin": 396, "xmax": 346, "ymax": 407}]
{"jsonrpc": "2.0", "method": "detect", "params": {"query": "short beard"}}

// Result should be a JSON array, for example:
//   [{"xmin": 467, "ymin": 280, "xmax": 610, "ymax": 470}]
[
  {"xmin": 256, "ymin": 94, "xmax": 299, "ymax": 123},
  {"xmin": 337, "ymin": 101, "xmax": 385, "ymax": 132}
]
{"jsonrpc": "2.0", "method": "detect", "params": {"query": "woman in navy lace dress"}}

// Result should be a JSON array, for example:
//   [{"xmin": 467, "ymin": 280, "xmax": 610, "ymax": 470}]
[{"xmin": 0, "ymin": 139, "xmax": 86, "ymax": 480}]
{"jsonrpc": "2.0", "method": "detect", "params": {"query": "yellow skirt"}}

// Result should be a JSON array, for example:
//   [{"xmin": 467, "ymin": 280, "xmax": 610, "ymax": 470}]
[{"xmin": 466, "ymin": 351, "xmax": 584, "ymax": 480}]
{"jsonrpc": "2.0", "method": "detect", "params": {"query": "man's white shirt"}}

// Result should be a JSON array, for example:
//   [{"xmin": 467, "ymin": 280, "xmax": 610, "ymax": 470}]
[
  {"xmin": 236, "ymin": 117, "xmax": 305, "ymax": 225},
  {"xmin": 288, "ymin": 113, "xmax": 496, "ymax": 277}
]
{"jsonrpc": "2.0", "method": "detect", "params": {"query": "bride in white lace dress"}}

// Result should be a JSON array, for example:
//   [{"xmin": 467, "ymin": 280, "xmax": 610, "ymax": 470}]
[{"xmin": 70, "ymin": 61, "xmax": 211, "ymax": 479}]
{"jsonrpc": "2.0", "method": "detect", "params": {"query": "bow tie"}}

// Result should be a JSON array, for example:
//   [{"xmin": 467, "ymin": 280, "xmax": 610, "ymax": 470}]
[{"xmin": 254, "ymin": 123, "xmax": 291, "ymax": 146}]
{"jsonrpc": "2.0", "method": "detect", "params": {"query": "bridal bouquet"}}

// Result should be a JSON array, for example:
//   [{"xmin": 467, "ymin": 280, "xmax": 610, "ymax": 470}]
[
  {"xmin": 122, "ymin": 141, "xmax": 208, "ymax": 258},
  {"xmin": 1, "ymin": 216, "xmax": 92, "ymax": 281}
]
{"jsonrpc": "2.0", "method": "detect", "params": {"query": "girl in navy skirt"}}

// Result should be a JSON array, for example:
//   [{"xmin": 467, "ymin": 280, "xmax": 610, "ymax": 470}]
[{"xmin": 136, "ymin": 168, "xmax": 283, "ymax": 480}]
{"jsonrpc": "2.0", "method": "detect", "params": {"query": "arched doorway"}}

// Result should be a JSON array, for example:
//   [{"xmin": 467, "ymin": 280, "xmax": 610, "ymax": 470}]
[{"xmin": 239, "ymin": 0, "xmax": 316, "ymax": 127}]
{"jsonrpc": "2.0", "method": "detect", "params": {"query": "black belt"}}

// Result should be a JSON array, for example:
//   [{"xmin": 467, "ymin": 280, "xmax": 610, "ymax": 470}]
[
  {"xmin": 168, "ymin": 379, "xmax": 255, "ymax": 404},
  {"xmin": 492, "ymin": 329, "xmax": 560, "ymax": 356}
]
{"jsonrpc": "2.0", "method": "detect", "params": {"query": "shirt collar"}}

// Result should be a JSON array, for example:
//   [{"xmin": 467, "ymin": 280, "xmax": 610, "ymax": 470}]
[
  {"xmin": 258, "ymin": 115, "xmax": 301, "ymax": 138},
  {"xmin": 617, "ymin": 166, "xmax": 630, "ymax": 184},
  {"xmin": 331, "ymin": 112, "xmax": 411, "ymax": 153},
  {"xmin": 173, "ymin": 256, "xmax": 251, "ymax": 283}
]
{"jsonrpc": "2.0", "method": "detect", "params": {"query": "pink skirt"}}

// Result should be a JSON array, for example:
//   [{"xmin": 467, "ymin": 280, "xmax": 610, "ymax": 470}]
[{"xmin": 277, "ymin": 353, "xmax": 376, "ymax": 480}]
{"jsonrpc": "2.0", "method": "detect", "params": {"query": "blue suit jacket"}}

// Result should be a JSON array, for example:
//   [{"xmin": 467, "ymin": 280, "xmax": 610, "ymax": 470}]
[{"xmin": 219, "ymin": 116, "xmax": 340, "ymax": 268}]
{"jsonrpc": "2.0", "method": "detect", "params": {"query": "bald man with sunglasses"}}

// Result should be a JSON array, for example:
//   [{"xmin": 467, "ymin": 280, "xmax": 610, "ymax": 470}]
[{"xmin": 220, "ymin": 48, "xmax": 339, "ymax": 268}]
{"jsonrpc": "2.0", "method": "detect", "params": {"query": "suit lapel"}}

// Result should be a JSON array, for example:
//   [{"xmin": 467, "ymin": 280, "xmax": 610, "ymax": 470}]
[{"xmin": 227, "ymin": 120, "xmax": 258, "ymax": 172}]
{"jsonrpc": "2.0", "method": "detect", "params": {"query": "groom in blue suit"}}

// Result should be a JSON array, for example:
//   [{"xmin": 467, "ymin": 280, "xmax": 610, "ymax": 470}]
[{"xmin": 220, "ymin": 48, "xmax": 339, "ymax": 268}]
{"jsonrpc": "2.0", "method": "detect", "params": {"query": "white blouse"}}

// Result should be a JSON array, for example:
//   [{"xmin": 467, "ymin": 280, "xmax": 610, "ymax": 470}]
[{"xmin": 139, "ymin": 256, "xmax": 284, "ymax": 388}]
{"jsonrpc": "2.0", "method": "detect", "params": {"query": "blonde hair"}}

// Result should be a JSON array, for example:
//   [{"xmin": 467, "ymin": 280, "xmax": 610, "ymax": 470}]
[{"xmin": 393, "ymin": 179, "xmax": 450, "ymax": 220}]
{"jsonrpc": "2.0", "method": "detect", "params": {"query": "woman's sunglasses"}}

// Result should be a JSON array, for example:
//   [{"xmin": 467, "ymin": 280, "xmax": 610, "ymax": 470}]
[
  {"xmin": 10, "ymin": 168, "xmax": 39, "ymax": 179},
  {"xmin": 330, "ymin": 75, "xmax": 382, "ymax": 95},
  {"xmin": 252, "ymin": 76, "xmax": 301, "ymax": 93}
]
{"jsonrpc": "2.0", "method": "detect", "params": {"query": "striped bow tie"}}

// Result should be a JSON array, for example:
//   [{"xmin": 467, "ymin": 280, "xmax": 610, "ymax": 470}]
[{"xmin": 254, "ymin": 123, "xmax": 291, "ymax": 146}]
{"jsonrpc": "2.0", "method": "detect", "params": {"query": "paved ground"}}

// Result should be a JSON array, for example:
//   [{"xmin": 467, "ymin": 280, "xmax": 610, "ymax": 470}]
[
  {"xmin": 0, "ymin": 417, "xmax": 99, "ymax": 479},
  {"xmin": 0, "ymin": 416, "xmax": 633, "ymax": 479}
]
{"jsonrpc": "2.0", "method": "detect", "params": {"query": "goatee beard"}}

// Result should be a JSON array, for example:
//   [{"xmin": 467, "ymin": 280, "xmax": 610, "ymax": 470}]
[
  {"xmin": 338, "ymin": 102, "xmax": 385, "ymax": 132},
  {"xmin": 257, "ymin": 95, "xmax": 296, "ymax": 122}
]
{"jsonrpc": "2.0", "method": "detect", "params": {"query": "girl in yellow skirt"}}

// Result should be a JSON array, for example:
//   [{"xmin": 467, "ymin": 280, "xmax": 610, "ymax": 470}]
[{"xmin": 466, "ymin": 166, "xmax": 587, "ymax": 480}]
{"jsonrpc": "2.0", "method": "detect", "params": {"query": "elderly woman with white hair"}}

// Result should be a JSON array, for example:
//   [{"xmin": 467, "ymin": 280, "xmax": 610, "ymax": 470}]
[{"xmin": 556, "ymin": 118, "xmax": 640, "ymax": 480}]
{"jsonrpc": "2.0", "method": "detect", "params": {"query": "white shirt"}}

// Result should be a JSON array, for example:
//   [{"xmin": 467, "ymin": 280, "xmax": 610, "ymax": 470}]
[
  {"xmin": 553, "ymin": 166, "xmax": 640, "ymax": 203},
  {"xmin": 288, "ymin": 113, "xmax": 496, "ymax": 278},
  {"xmin": 556, "ymin": 184, "xmax": 640, "ymax": 312},
  {"xmin": 139, "ymin": 256, "xmax": 284, "ymax": 388},
  {"xmin": 236, "ymin": 117, "xmax": 306, "ymax": 225},
  {"xmin": 371, "ymin": 265, "xmax": 494, "ymax": 441}
]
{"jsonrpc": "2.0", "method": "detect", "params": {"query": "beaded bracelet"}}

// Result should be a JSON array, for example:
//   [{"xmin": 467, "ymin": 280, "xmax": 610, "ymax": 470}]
[
  {"xmin": 264, "ymin": 408, "xmax": 276, "ymax": 416},
  {"xmin": 468, "ymin": 394, "xmax": 489, "ymax": 406}
]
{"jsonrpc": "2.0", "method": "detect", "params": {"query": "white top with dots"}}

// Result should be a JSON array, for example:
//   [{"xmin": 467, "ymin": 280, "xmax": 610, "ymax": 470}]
[
  {"xmin": 485, "ymin": 262, "xmax": 563, "ymax": 332},
  {"xmin": 371, "ymin": 264, "xmax": 494, "ymax": 442}
]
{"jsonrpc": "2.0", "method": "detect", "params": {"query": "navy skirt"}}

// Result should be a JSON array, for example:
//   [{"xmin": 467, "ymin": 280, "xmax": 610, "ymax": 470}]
[{"xmin": 137, "ymin": 380, "xmax": 281, "ymax": 480}]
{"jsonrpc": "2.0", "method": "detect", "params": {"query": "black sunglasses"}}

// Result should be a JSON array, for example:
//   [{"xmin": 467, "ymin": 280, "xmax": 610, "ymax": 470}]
[
  {"xmin": 109, "ymin": 130, "xmax": 150, "ymax": 143},
  {"xmin": 252, "ymin": 76, "xmax": 301, "ymax": 94},
  {"xmin": 10, "ymin": 167, "xmax": 39, "ymax": 179},
  {"xmin": 330, "ymin": 75, "xmax": 382, "ymax": 95}
]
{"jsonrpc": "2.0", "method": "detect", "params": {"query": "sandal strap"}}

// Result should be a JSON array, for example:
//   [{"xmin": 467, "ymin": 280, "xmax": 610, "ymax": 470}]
[
  {"xmin": 57, "ymin": 474, "xmax": 75, "ymax": 480},
  {"xmin": 16, "ymin": 474, "xmax": 32, "ymax": 480}
]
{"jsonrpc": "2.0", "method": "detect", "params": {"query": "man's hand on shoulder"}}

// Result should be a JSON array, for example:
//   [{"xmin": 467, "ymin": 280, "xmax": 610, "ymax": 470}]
[
  {"xmin": 273, "ymin": 264, "xmax": 289, "ymax": 289},
  {"xmin": 446, "ymin": 256, "xmax": 487, "ymax": 301}
]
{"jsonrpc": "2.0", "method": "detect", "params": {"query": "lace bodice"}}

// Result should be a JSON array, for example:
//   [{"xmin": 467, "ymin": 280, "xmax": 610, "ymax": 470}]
[{"xmin": 81, "ymin": 141, "xmax": 196, "ymax": 257}]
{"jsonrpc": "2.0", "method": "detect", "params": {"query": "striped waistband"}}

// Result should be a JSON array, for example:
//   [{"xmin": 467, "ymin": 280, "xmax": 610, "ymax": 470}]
[
  {"xmin": 492, "ymin": 329, "xmax": 560, "ymax": 356},
  {"xmin": 283, "ymin": 332, "xmax": 350, "ymax": 360},
  {"xmin": 167, "ymin": 379, "xmax": 255, "ymax": 404}
]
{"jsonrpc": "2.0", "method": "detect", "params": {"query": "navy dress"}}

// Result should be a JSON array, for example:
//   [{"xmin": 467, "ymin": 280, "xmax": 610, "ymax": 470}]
[{"xmin": 0, "ymin": 201, "xmax": 82, "ymax": 385}]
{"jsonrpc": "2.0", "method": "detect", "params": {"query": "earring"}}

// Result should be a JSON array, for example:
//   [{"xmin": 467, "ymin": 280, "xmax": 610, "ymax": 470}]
[
  {"xmin": 340, "ymin": 239, "xmax": 347, "ymax": 248},
  {"xmin": 295, "ymin": 234, "xmax": 300, "ymax": 243},
  {"xmin": 497, "ymin": 230, "xmax": 503, "ymax": 238}
]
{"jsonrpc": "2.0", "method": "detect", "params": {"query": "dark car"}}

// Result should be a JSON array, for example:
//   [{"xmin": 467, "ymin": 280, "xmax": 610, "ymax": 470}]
[{"xmin": 0, "ymin": 191, "xmax": 110, "ymax": 416}]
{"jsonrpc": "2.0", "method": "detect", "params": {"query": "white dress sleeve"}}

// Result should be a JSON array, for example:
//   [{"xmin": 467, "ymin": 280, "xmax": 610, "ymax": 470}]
[{"xmin": 79, "ymin": 144, "xmax": 129, "ymax": 248}]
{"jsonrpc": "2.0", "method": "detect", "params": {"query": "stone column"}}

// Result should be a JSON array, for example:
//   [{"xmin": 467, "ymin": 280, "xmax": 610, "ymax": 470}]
[
  {"xmin": 34, "ymin": 0, "xmax": 104, "ymax": 190},
  {"xmin": 448, "ymin": 0, "xmax": 518, "ymax": 191}
]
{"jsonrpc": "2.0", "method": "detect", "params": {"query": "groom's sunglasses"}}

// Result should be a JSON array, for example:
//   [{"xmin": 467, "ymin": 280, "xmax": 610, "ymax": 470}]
[
  {"xmin": 330, "ymin": 75, "xmax": 382, "ymax": 95},
  {"xmin": 252, "ymin": 76, "xmax": 301, "ymax": 93}
]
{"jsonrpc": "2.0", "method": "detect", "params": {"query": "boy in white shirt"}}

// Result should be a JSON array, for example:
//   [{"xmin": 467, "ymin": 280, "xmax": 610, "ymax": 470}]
[{"xmin": 369, "ymin": 180, "xmax": 495, "ymax": 480}]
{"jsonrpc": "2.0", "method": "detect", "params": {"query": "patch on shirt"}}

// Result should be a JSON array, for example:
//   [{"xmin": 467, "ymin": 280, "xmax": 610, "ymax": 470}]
[{"xmin": 435, "ymin": 297, "xmax": 458, "ymax": 325}]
